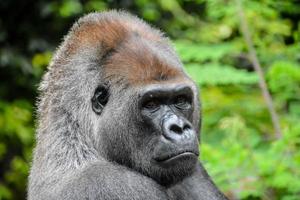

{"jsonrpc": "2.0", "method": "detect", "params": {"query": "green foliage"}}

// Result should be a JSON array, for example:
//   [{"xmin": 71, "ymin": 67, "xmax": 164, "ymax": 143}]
[
  {"xmin": 0, "ymin": 0, "xmax": 299, "ymax": 199},
  {"xmin": 0, "ymin": 101, "xmax": 33, "ymax": 199},
  {"xmin": 175, "ymin": 41, "xmax": 236, "ymax": 62},
  {"xmin": 185, "ymin": 63, "xmax": 258, "ymax": 85},
  {"xmin": 175, "ymin": 41, "xmax": 258, "ymax": 86},
  {"xmin": 267, "ymin": 61, "xmax": 300, "ymax": 102}
]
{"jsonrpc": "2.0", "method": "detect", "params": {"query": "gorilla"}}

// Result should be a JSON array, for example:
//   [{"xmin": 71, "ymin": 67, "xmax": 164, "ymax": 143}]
[{"xmin": 28, "ymin": 11, "xmax": 228, "ymax": 200}]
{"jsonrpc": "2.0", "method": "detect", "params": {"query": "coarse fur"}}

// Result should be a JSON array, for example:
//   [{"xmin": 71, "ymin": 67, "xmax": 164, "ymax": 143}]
[{"xmin": 28, "ymin": 10, "xmax": 228, "ymax": 200}]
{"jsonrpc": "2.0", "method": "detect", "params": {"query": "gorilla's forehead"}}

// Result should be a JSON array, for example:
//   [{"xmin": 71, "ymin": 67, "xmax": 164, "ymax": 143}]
[{"xmin": 103, "ymin": 36, "xmax": 186, "ymax": 85}]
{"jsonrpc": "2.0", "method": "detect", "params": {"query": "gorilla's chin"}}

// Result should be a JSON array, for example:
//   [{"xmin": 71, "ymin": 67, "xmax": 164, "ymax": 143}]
[
  {"xmin": 144, "ymin": 153, "xmax": 198, "ymax": 186},
  {"xmin": 155, "ymin": 152, "xmax": 198, "ymax": 167}
]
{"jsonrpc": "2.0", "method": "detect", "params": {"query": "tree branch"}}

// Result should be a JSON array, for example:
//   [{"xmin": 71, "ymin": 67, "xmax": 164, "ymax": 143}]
[{"xmin": 236, "ymin": 0, "xmax": 282, "ymax": 139}]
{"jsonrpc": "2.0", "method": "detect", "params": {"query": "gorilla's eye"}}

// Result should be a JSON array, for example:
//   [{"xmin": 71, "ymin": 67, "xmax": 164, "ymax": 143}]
[
  {"xmin": 143, "ymin": 100, "xmax": 160, "ymax": 112},
  {"xmin": 174, "ymin": 95, "xmax": 191, "ymax": 110},
  {"xmin": 92, "ymin": 85, "xmax": 109, "ymax": 115}
]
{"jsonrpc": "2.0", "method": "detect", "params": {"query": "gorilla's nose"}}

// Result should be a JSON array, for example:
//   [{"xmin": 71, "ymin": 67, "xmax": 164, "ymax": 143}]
[
  {"xmin": 162, "ymin": 114, "xmax": 193, "ymax": 142},
  {"xmin": 169, "ymin": 121, "xmax": 190, "ymax": 134}
]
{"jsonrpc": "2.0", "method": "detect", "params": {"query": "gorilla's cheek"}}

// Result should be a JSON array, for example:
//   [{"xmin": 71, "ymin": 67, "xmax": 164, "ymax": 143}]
[{"xmin": 98, "ymin": 122, "xmax": 132, "ymax": 165}]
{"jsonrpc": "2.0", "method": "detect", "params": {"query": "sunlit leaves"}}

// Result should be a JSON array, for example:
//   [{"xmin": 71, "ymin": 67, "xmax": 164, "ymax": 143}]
[
  {"xmin": 267, "ymin": 61, "xmax": 300, "ymax": 101},
  {"xmin": 0, "ymin": 101, "xmax": 34, "ymax": 146},
  {"xmin": 59, "ymin": 0, "xmax": 82, "ymax": 17},
  {"xmin": 175, "ymin": 41, "xmax": 236, "ymax": 62},
  {"xmin": 0, "ymin": 184, "xmax": 12, "ymax": 200},
  {"xmin": 84, "ymin": 0, "xmax": 107, "ymax": 12},
  {"xmin": 185, "ymin": 63, "xmax": 258, "ymax": 85}
]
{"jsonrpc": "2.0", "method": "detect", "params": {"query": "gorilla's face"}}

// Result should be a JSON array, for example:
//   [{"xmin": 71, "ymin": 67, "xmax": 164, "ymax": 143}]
[
  {"xmin": 136, "ymin": 83, "xmax": 200, "ymax": 185},
  {"xmin": 92, "ymin": 81, "xmax": 199, "ymax": 185},
  {"xmin": 91, "ymin": 37, "xmax": 200, "ymax": 186}
]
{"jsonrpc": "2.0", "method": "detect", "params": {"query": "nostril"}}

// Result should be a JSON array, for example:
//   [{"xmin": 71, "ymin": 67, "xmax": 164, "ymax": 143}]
[
  {"xmin": 169, "ymin": 124, "xmax": 183, "ymax": 134},
  {"xmin": 183, "ymin": 124, "xmax": 191, "ymax": 131}
]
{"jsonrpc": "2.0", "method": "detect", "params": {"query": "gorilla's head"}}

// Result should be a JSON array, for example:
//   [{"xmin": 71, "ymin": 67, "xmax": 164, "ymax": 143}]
[{"xmin": 47, "ymin": 11, "xmax": 200, "ymax": 186}]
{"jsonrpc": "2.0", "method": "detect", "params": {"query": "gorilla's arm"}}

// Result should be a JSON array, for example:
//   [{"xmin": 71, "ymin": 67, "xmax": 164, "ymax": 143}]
[
  {"xmin": 167, "ymin": 162, "xmax": 228, "ymax": 200},
  {"xmin": 55, "ymin": 161, "xmax": 169, "ymax": 200}
]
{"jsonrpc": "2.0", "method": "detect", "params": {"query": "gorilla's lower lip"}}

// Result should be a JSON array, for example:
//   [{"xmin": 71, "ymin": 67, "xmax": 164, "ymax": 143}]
[{"xmin": 155, "ymin": 152, "xmax": 198, "ymax": 164}]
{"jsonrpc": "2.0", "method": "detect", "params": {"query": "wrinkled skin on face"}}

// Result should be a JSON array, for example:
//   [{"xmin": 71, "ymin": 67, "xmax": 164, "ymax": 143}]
[{"xmin": 97, "ymin": 81, "xmax": 200, "ymax": 186}]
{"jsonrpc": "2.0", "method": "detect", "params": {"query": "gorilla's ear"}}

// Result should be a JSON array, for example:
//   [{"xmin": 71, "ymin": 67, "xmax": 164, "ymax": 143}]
[{"xmin": 92, "ymin": 85, "xmax": 109, "ymax": 115}]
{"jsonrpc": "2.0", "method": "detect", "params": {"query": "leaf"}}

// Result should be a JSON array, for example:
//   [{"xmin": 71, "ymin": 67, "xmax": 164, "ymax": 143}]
[
  {"xmin": 175, "ymin": 42, "xmax": 235, "ymax": 62},
  {"xmin": 185, "ymin": 63, "xmax": 258, "ymax": 85},
  {"xmin": 267, "ymin": 61, "xmax": 300, "ymax": 101},
  {"xmin": 59, "ymin": 0, "xmax": 82, "ymax": 17},
  {"xmin": 0, "ymin": 184, "xmax": 12, "ymax": 200}
]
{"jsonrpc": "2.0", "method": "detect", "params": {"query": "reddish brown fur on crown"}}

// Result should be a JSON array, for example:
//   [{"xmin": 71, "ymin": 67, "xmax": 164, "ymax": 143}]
[
  {"xmin": 57, "ymin": 11, "xmax": 184, "ymax": 84},
  {"xmin": 61, "ymin": 12, "xmax": 164, "ymax": 59},
  {"xmin": 104, "ymin": 36, "xmax": 183, "ymax": 85},
  {"xmin": 70, "ymin": 20, "xmax": 126, "ymax": 55}
]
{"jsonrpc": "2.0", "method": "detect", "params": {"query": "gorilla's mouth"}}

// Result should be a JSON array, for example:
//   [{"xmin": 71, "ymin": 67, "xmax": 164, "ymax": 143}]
[{"xmin": 154, "ymin": 151, "xmax": 198, "ymax": 165}]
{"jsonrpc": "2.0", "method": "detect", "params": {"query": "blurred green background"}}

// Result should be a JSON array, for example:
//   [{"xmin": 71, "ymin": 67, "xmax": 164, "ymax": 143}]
[{"xmin": 0, "ymin": 0, "xmax": 299, "ymax": 199}]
